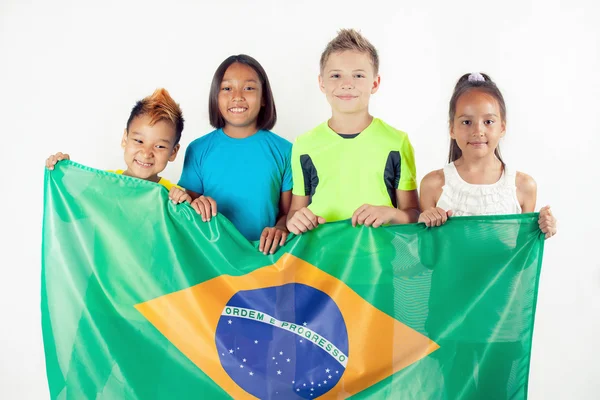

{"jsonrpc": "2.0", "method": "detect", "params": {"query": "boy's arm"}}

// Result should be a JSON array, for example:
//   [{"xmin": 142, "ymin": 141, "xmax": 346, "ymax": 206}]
[{"xmin": 351, "ymin": 190, "xmax": 419, "ymax": 227}]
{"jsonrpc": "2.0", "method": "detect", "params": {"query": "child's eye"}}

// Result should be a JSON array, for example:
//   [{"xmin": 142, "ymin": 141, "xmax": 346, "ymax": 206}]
[
  {"xmin": 155, "ymin": 145, "xmax": 167, "ymax": 149},
  {"xmin": 354, "ymin": 74, "xmax": 365, "ymax": 78},
  {"xmin": 244, "ymin": 86, "xmax": 256, "ymax": 91},
  {"xmin": 134, "ymin": 139, "xmax": 143, "ymax": 143},
  {"xmin": 461, "ymin": 120, "xmax": 471, "ymax": 125},
  {"xmin": 330, "ymin": 74, "xmax": 340, "ymax": 79},
  {"xmin": 484, "ymin": 120, "xmax": 495, "ymax": 125},
  {"xmin": 221, "ymin": 87, "xmax": 231, "ymax": 91}
]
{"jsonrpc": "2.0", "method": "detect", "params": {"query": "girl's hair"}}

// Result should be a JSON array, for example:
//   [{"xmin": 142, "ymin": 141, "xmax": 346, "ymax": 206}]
[
  {"xmin": 208, "ymin": 54, "xmax": 277, "ymax": 131},
  {"xmin": 448, "ymin": 72, "xmax": 506, "ymax": 164}
]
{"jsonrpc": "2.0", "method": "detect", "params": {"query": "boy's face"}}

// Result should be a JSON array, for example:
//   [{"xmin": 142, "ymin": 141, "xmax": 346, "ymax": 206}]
[
  {"xmin": 319, "ymin": 50, "xmax": 380, "ymax": 116},
  {"xmin": 121, "ymin": 114, "xmax": 180, "ymax": 182}
]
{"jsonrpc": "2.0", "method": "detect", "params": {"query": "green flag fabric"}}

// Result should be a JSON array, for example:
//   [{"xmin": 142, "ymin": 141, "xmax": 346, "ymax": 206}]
[{"xmin": 42, "ymin": 161, "xmax": 545, "ymax": 399}]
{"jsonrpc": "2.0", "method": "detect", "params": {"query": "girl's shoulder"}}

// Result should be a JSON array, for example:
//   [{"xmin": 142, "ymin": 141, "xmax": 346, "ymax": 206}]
[
  {"xmin": 515, "ymin": 171, "xmax": 537, "ymax": 195},
  {"xmin": 420, "ymin": 168, "xmax": 446, "ymax": 191}
]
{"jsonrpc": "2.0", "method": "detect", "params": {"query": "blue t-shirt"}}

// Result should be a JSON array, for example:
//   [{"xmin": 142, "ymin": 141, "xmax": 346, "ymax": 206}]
[{"xmin": 179, "ymin": 129, "xmax": 293, "ymax": 241}]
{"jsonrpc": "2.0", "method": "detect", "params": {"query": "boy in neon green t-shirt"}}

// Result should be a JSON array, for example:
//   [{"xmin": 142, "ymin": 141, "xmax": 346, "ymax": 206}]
[{"xmin": 287, "ymin": 29, "xmax": 419, "ymax": 234}]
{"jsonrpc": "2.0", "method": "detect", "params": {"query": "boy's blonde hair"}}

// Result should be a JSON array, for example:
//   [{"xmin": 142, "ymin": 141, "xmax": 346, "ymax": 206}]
[
  {"xmin": 319, "ymin": 29, "xmax": 379, "ymax": 74},
  {"xmin": 126, "ymin": 88, "xmax": 184, "ymax": 145}
]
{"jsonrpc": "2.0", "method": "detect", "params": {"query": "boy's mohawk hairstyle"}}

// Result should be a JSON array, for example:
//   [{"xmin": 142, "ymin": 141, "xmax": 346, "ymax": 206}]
[
  {"xmin": 320, "ymin": 28, "xmax": 379, "ymax": 74},
  {"xmin": 126, "ymin": 88, "xmax": 185, "ymax": 145}
]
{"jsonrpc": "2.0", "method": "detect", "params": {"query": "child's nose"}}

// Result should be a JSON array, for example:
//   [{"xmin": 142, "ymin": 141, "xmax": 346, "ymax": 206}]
[
  {"xmin": 341, "ymin": 78, "xmax": 354, "ymax": 89},
  {"xmin": 232, "ymin": 88, "xmax": 245, "ymax": 100}
]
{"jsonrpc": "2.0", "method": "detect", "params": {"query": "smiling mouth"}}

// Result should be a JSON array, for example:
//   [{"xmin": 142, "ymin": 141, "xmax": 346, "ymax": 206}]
[
  {"xmin": 228, "ymin": 107, "xmax": 248, "ymax": 113},
  {"xmin": 336, "ymin": 95, "xmax": 357, "ymax": 100},
  {"xmin": 135, "ymin": 159, "xmax": 153, "ymax": 167}
]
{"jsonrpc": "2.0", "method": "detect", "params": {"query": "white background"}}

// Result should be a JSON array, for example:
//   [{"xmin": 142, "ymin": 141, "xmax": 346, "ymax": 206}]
[{"xmin": 1, "ymin": 0, "xmax": 599, "ymax": 398}]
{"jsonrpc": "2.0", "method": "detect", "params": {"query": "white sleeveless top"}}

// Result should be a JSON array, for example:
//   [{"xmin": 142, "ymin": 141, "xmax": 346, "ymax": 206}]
[{"xmin": 436, "ymin": 162, "xmax": 522, "ymax": 216}]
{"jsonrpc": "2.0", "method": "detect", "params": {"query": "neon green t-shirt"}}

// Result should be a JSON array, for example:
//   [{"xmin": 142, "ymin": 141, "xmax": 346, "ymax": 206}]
[{"xmin": 291, "ymin": 118, "xmax": 417, "ymax": 222}]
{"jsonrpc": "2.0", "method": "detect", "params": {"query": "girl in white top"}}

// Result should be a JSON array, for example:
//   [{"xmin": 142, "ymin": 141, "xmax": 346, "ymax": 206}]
[{"xmin": 418, "ymin": 72, "xmax": 556, "ymax": 238}]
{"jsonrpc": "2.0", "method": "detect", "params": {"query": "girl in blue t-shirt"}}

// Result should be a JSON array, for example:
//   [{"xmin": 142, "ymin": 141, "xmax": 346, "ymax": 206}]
[{"xmin": 179, "ymin": 54, "xmax": 292, "ymax": 254}]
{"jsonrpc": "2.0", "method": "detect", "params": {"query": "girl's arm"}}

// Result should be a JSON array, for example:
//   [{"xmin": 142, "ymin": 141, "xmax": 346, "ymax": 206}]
[
  {"xmin": 418, "ymin": 169, "xmax": 450, "ymax": 227},
  {"xmin": 516, "ymin": 172, "xmax": 557, "ymax": 239}
]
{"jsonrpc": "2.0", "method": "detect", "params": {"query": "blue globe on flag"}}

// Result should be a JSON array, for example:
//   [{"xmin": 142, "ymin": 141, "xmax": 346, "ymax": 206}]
[{"xmin": 216, "ymin": 283, "xmax": 349, "ymax": 399}]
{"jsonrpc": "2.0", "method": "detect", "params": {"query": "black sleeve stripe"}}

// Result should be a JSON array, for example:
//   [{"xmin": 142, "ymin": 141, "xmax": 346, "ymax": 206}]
[
  {"xmin": 383, "ymin": 151, "xmax": 401, "ymax": 208},
  {"xmin": 300, "ymin": 154, "xmax": 319, "ymax": 202}
]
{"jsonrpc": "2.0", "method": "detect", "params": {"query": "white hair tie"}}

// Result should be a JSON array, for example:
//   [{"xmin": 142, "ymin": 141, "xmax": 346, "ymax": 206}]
[{"xmin": 468, "ymin": 72, "xmax": 485, "ymax": 82}]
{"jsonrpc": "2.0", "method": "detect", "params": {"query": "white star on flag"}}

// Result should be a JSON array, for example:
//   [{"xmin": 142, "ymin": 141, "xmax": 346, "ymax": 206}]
[
  {"xmin": 296, "ymin": 389, "xmax": 300, "ymax": 392},
  {"xmin": 328, "ymin": 375, "xmax": 332, "ymax": 379},
  {"xmin": 277, "ymin": 370, "xmax": 282, "ymax": 375},
  {"xmin": 303, "ymin": 322, "xmax": 307, "ymax": 326},
  {"xmin": 279, "ymin": 351, "xmax": 283, "ymax": 355},
  {"xmin": 326, "ymin": 368, "xmax": 330, "ymax": 373},
  {"xmin": 228, "ymin": 320, "xmax": 232, "ymax": 324},
  {"xmin": 249, "ymin": 371, "xmax": 254, "ymax": 376},
  {"xmin": 243, "ymin": 358, "xmax": 246, "ymax": 362},
  {"xmin": 272, "ymin": 357, "xmax": 275, "ymax": 360},
  {"xmin": 324, "ymin": 380, "xmax": 327, "ymax": 384},
  {"xmin": 240, "ymin": 365, "xmax": 243, "ymax": 368},
  {"xmin": 286, "ymin": 358, "xmax": 291, "ymax": 362},
  {"xmin": 254, "ymin": 340, "xmax": 258, "ymax": 344},
  {"xmin": 228, "ymin": 349, "xmax": 233, "ymax": 354}
]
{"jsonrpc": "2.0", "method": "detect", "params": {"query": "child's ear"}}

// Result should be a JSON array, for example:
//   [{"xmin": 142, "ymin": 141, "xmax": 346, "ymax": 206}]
[
  {"xmin": 370, "ymin": 75, "xmax": 381, "ymax": 94},
  {"xmin": 318, "ymin": 74, "xmax": 325, "ymax": 94},
  {"xmin": 121, "ymin": 130, "xmax": 128, "ymax": 148},
  {"xmin": 501, "ymin": 120, "xmax": 506, "ymax": 137},
  {"xmin": 169, "ymin": 144, "xmax": 180, "ymax": 162},
  {"xmin": 449, "ymin": 124, "xmax": 455, "ymax": 139}
]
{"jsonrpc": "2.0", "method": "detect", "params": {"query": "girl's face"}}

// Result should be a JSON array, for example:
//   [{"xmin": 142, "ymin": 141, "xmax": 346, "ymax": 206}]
[
  {"xmin": 451, "ymin": 89, "xmax": 505, "ymax": 159},
  {"xmin": 218, "ymin": 62, "xmax": 264, "ymax": 131}
]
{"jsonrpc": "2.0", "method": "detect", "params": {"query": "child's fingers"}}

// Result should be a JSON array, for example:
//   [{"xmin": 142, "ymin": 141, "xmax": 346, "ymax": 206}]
[
  {"xmin": 259, "ymin": 230, "xmax": 268, "ymax": 252},
  {"xmin": 279, "ymin": 231, "xmax": 288, "ymax": 246},
  {"xmin": 190, "ymin": 200, "xmax": 202, "ymax": 215},
  {"xmin": 363, "ymin": 213, "xmax": 377, "ymax": 227},
  {"xmin": 206, "ymin": 197, "xmax": 217, "ymax": 216},
  {"xmin": 351, "ymin": 205, "xmax": 368, "ymax": 227},
  {"xmin": 290, "ymin": 220, "xmax": 305, "ymax": 234},
  {"xmin": 438, "ymin": 207, "xmax": 448, "ymax": 224},
  {"xmin": 263, "ymin": 230, "xmax": 277, "ymax": 254},
  {"xmin": 420, "ymin": 212, "xmax": 433, "ymax": 227},
  {"xmin": 287, "ymin": 221, "xmax": 301, "ymax": 235},
  {"xmin": 297, "ymin": 211, "xmax": 317, "ymax": 230},
  {"xmin": 269, "ymin": 230, "xmax": 283, "ymax": 254}
]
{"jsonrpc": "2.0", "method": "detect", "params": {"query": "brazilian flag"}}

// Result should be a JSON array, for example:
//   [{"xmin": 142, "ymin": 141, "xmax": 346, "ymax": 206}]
[{"xmin": 42, "ymin": 161, "xmax": 545, "ymax": 399}]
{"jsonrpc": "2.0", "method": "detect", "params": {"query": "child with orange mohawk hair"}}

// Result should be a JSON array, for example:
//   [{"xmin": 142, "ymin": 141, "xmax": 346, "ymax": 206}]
[{"xmin": 46, "ymin": 88, "xmax": 191, "ymax": 204}]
